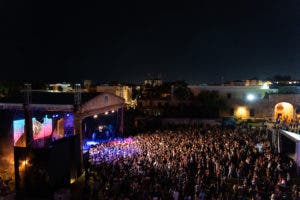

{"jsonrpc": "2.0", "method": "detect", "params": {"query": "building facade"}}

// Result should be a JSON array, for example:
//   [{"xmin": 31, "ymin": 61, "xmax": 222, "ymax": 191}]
[
  {"xmin": 189, "ymin": 85, "xmax": 300, "ymax": 122},
  {"xmin": 96, "ymin": 85, "xmax": 137, "ymax": 108}
]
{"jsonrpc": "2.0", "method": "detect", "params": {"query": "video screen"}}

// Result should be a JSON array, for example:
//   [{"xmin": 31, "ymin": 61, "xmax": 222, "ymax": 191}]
[
  {"xmin": 13, "ymin": 116, "xmax": 53, "ymax": 145},
  {"xmin": 13, "ymin": 119, "xmax": 25, "ymax": 146},
  {"xmin": 32, "ymin": 117, "xmax": 52, "ymax": 140}
]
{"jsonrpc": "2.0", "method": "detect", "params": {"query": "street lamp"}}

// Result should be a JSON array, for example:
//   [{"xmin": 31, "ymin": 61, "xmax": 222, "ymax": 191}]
[{"xmin": 246, "ymin": 93, "xmax": 256, "ymax": 101}]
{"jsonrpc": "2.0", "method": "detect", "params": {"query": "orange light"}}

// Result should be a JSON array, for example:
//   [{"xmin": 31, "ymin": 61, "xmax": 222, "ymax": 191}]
[
  {"xmin": 274, "ymin": 102, "xmax": 294, "ymax": 122},
  {"xmin": 21, "ymin": 160, "xmax": 29, "ymax": 166},
  {"xmin": 19, "ymin": 159, "xmax": 30, "ymax": 170},
  {"xmin": 235, "ymin": 106, "xmax": 249, "ymax": 119},
  {"xmin": 70, "ymin": 178, "xmax": 76, "ymax": 184}
]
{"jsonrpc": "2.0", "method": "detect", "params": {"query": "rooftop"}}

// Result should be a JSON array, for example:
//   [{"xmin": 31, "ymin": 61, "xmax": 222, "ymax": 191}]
[{"xmin": 0, "ymin": 91, "xmax": 102, "ymax": 105}]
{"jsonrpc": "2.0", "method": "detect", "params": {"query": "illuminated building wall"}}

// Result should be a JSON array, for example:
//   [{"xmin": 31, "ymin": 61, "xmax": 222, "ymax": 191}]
[
  {"xmin": 144, "ymin": 79, "xmax": 163, "ymax": 87},
  {"xmin": 47, "ymin": 83, "xmax": 73, "ymax": 92},
  {"xmin": 96, "ymin": 85, "xmax": 137, "ymax": 108},
  {"xmin": 234, "ymin": 106, "xmax": 250, "ymax": 119},
  {"xmin": 188, "ymin": 85, "xmax": 278, "ymax": 100},
  {"xmin": 274, "ymin": 102, "xmax": 294, "ymax": 122},
  {"xmin": 245, "ymin": 80, "xmax": 263, "ymax": 86}
]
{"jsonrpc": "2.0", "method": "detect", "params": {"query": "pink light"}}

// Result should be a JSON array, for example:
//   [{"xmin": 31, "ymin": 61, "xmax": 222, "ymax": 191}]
[
  {"xmin": 14, "ymin": 117, "xmax": 53, "ymax": 144},
  {"xmin": 13, "ymin": 119, "xmax": 25, "ymax": 145},
  {"xmin": 32, "ymin": 117, "xmax": 52, "ymax": 140}
]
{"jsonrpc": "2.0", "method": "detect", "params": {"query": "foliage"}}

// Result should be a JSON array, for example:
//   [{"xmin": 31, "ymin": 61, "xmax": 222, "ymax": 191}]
[
  {"xmin": 273, "ymin": 75, "xmax": 291, "ymax": 81},
  {"xmin": 194, "ymin": 90, "xmax": 227, "ymax": 118},
  {"xmin": 0, "ymin": 81, "xmax": 24, "ymax": 97},
  {"xmin": 172, "ymin": 81, "xmax": 192, "ymax": 101}
]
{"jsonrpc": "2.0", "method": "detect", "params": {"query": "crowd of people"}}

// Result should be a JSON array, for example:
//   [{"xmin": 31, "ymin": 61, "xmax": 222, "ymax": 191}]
[
  {"xmin": 275, "ymin": 121, "xmax": 300, "ymax": 134},
  {"xmin": 273, "ymin": 117, "xmax": 300, "ymax": 134},
  {"xmin": 83, "ymin": 125, "xmax": 300, "ymax": 199}
]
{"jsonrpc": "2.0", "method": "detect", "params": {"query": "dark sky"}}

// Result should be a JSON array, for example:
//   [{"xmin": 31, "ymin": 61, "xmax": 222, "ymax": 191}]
[{"xmin": 1, "ymin": 0, "xmax": 300, "ymax": 83}]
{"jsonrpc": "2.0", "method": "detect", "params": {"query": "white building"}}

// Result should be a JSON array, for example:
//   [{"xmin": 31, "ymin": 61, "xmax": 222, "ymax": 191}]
[{"xmin": 96, "ymin": 85, "xmax": 137, "ymax": 108}]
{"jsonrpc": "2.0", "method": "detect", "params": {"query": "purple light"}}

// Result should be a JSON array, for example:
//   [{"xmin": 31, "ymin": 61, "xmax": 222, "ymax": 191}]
[{"xmin": 89, "ymin": 137, "xmax": 141, "ymax": 164}]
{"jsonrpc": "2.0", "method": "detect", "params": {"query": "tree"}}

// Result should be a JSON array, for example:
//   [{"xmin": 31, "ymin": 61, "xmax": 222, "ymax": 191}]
[
  {"xmin": 0, "ymin": 81, "xmax": 24, "ymax": 97},
  {"xmin": 273, "ymin": 75, "xmax": 291, "ymax": 81},
  {"xmin": 172, "ymin": 81, "xmax": 192, "ymax": 101},
  {"xmin": 195, "ymin": 90, "xmax": 227, "ymax": 118}
]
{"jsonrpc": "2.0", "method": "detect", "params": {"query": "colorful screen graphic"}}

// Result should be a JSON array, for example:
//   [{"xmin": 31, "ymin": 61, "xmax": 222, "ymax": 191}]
[
  {"xmin": 13, "ymin": 119, "xmax": 25, "ymax": 146},
  {"xmin": 32, "ymin": 117, "xmax": 52, "ymax": 140},
  {"xmin": 13, "ymin": 116, "xmax": 53, "ymax": 145}
]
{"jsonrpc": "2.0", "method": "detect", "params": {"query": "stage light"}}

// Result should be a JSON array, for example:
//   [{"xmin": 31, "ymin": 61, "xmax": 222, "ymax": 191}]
[
  {"xmin": 246, "ymin": 94, "xmax": 256, "ymax": 101},
  {"xmin": 93, "ymin": 115, "xmax": 98, "ymax": 119},
  {"xmin": 105, "ymin": 111, "xmax": 108, "ymax": 115},
  {"xmin": 22, "ymin": 160, "xmax": 28, "ymax": 166},
  {"xmin": 19, "ymin": 159, "xmax": 31, "ymax": 169},
  {"xmin": 70, "ymin": 178, "xmax": 76, "ymax": 184},
  {"xmin": 86, "ymin": 141, "xmax": 99, "ymax": 146},
  {"xmin": 111, "ymin": 110, "xmax": 115, "ymax": 113},
  {"xmin": 66, "ymin": 114, "xmax": 70, "ymax": 117}
]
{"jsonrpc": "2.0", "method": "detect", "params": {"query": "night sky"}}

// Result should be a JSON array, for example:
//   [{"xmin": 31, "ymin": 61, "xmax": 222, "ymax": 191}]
[{"xmin": 1, "ymin": 0, "xmax": 300, "ymax": 83}]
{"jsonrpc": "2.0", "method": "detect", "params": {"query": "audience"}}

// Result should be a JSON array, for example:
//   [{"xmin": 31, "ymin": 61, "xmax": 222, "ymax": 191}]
[{"xmin": 83, "ymin": 124, "xmax": 300, "ymax": 199}]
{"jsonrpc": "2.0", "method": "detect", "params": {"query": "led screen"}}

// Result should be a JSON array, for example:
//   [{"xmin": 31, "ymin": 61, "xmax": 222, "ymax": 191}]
[
  {"xmin": 13, "ymin": 119, "xmax": 25, "ymax": 146},
  {"xmin": 13, "ymin": 116, "xmax": 53, "ymax": 145},
  {"xmin": 32, "ymin": 117, "xmax": 52, "ymax": 140}
]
